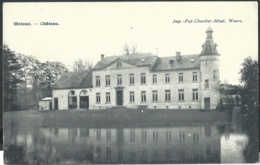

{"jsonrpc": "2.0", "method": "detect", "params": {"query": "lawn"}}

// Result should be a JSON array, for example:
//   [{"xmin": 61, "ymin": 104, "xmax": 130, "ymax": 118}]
[{"xmin": 4, "ymin": 108, "xmax": 232, "ymax": 128}]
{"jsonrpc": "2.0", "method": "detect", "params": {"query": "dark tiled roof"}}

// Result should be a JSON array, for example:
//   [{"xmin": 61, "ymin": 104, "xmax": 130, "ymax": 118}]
[
  {"xmin": 53, "ymin": 71, "xmax": 92, "ymax": 89},
  {"xmin": 152, "ymin": 55, "xmax": 200, "ymax": 71},
  {"xmin": 200, "ymin": 27, "xmax": 219, "ymax": 56},
  {"xmin": 93, "ymin": 53, "xmax": 157, "ymax": 70}
]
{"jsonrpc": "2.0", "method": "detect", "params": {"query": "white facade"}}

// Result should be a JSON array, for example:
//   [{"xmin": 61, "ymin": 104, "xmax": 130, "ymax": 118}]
[
  {"xmin": 91, "ymin": 63, "xmax": 202, "ymax": 110},
  {"xmin": 52, "ymin": 27, "xmax": 220, "ymax": 110},
  {"xmin": 39, "ymin": 97, "xmax": 52, "ymax": 110}
]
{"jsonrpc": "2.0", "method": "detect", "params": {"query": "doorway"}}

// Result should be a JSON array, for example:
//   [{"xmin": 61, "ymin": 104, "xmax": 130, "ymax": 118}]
[
  {"xmin": 204, "ymin": 98, "xmax": 210, "ymax": 110},
  {"xmin": 54, "ymin": 98, "xmax": 58, "ymax": 110},
  {"xmin": 49, "ymin": 102, "xmax": 52, "ymax": 110},
  {"xmin": 116, "ymin": 90, "xmax": 123, "ymax": 105},
  {"xmin": 80, "ymin": 96, "xmax": 89, "ymax": 109}
]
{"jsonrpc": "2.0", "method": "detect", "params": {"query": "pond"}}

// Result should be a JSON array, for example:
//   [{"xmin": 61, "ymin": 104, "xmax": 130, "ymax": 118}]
[{"xmin": 4, "ymin": 123, "xmax": 251, "ymax": 164}]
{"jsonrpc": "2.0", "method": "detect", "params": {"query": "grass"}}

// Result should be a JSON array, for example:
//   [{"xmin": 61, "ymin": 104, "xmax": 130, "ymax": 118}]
[{"xmin": 4, "ymin": 108, "xmax": 232, "ymax": 128}]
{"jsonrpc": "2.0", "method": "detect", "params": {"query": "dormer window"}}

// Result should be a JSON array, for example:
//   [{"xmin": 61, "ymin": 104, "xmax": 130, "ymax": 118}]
[{"xmin": 117, "ymin": 61, "xmax": 122, "ymax": 68}]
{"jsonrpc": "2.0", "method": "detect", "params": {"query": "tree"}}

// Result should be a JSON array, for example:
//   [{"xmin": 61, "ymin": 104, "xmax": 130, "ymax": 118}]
[
  {"xmin": 37, "ymin": 61, "xmax": 68, "ymax": 97},
  {"xmin": 3, "ymin": 45, "xmax": 24, "ymax": 111},
  {"xmin": 239, "ymin": 58, "xmax": 258, "ymax": 163},
  {"xmin": 239, "ymin": 56, "xmax": 258, "ymax": 109},
  {"xmin": 72, "ymin": 59, "xmax": 93, "ymax": 72},
  {"xmin": 4, "ymin": 45, "xmax": 69, "ymax": 110},
  {"xmin": 122, "ymin": 43, "xmax": 139, "ymax": 55}
]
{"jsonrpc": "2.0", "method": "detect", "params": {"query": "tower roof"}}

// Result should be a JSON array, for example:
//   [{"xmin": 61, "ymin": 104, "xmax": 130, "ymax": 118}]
[
  {"xmin": 206, "ymin": 26, "xmax": 213, "ymax": 32},
  {"xmin": 200, "ymin": 27, "xmax": 219, "ymax": 56}
]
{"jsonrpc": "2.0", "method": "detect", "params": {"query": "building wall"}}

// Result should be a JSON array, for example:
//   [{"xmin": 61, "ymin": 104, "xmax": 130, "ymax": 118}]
[
  {"xmin": 199, "ymin": 55, "xmax": 220, "ymax": 109},
  {"xmin": 91, "ymin": 61, "xmax": 202, "ymax": 110},
  {"xmin": 39, "ymin": 101, "xmax": 51, "ymax": 110},
  {"xmin": 52, "ymin": 88, "xmax": 92, "ymax": 110},
  {"xmin": 53, "ymin": 55, "xmax": 220, "ymax": 110}
]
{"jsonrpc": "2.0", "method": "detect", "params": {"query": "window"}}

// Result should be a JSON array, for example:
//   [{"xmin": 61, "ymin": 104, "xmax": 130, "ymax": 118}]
[
  {"xmin": 117, "ymin": 61, "xmax": 122, "ymax": 68},
  {"xmin": 106, "ymin": 129, "xmax": 111, "ymax": 142},
  {"xmin": 130, "ymin": 91, "xmax": 135, "ymax": 103},
  {"xmin": 68, "ymin": 91, "xmax": 77, "ymax": 109},
  {"xmin": 141, "ymin": 73, "xmax": 146, "ymax": 84},
  {"xmin": 152, "ymin": 74, "xmax": 157, "ymax": 84},
  {"xmin": 96, "ymin": 93, "xmax": 101, "ymax": 103},
  {"xmin": 165, "ymin": 90, "xmax": 171, "ymax": 102},
  {"xmin": 213, "ymin": 70, "xmax": 218, "ymax": 80},
  {"xmin": 81, "ymin": 90, "xmax": 87, "ymax": 95},
  {"xmin": 105, "ymin": 75, "xmax": 110, "ymax": 86},
  {"xmin": 96, "ymin": 129, "xmax": 101, "ymax": 141},
  {"xmin": 179, "ymin": 73, "xmax": 183, "ymax": 82},
  {"xmin": 130, "ymin": 130, "xmax": 135, "ymax": 142},
  {"xmin": 117, "ymin": 74, "xmax": 122, "ymax": 85},
  {"xmin": 96, "ymin": 76, "xmax": 100, "ymax": 87},
  {"xmin": 192, "ymin": 72, "xmax": 198, "ymax": 82},
  {"xmin": 106, "ymin": 92, "xmax": 110, "ymax": 103},
  {"xmin": 129, "ymin": 74, "xmax": 135, "ymax": 85},
  {"xmin": 166, "ymin": 131, "xmax": 171, "ymax": 142},
  {"xmin": 193, "ymin": 133, "xmax": 199, "ymax": 144},
  {"xmin": 192, "ymin": 89, "xmax": 198, "ymax": 101},
  {"xmin": 141, "ymin": 91, "xmax": 146, "ymax": 102},
  {"xmin": 165, "ymin": 74, "xmax": 170, "ymax": 83},
  {"xmin": 152, "ymin": 90, "xmax": 158, "ymax": 102},
  {"xmin": 142, "ymin": 130, "xmax": 147, "ymax": 142},
  {"xmin": 205, "ymin": 80, "xmax": 209, "ymax": 89},
  {"xmin": 68, "ymin": 96, "xmax": 77, "ymax": 109},
  {"xmin": 178, "ymin": 89, "xmax": 184, "ymax": 101},
  {"xmin": 153, "ymin": 131, "xmax": 158, "ymax": 141}
]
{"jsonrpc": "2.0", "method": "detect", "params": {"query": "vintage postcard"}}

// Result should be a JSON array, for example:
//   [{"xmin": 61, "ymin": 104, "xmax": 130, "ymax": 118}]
[{"xmin": 3, "ymin": 2, "xmax": 258, "ymax": 164}]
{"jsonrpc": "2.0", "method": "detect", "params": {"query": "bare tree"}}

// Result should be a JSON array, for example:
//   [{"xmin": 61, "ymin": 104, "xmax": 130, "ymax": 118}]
[
  {"xmin": 73, "ymin": 59, "xmax": 93, "ymax": 72},
  {"xmin": 122, "ymin": 43, "xmax": 139, "ymax": 55},
  {"xmin": 122, "ymin": 44, "xmax": 130, "ymax": 55},
  {"xmin": 132, "ymin": 45, "xmax": 138, "ymax": 54}
]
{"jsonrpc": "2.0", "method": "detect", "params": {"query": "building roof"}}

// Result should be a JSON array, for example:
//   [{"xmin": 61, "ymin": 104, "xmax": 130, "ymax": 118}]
[
  {"xmin": 200, "ymin": 27, "xmax": 219, "ymax": 56},
  {"xmin": 206, "ymin": 26, "xmax": 213, "ymax": 32},
  {"xmin": 53, "ymin": 71, "xmax": 92, "ymax": 89},
  {"xmin": 40, "ymin": 97, "xmax": 52, "ymax": 101},
  {"xmin": 93, "ymin": 53, "xmax": 157, "ymax": 70},
  {"xmin": 152, "ymin": 54, "xmax": 200, "ymax": 71}
]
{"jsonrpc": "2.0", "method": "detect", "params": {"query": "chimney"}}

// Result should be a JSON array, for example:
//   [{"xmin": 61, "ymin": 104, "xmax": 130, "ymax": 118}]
[
  {"xmin": 101, "ymin": 54, "xmax": 104, "ymax": 60},
  {"xmin": 176, "ymin": 52, "xmax": 181, "ymax": 60}
]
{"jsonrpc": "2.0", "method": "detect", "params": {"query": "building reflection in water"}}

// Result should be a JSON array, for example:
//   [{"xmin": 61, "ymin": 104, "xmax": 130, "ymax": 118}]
[{"xmin": 4, "ymin": 124, "xmax": 248, "ymax": 164}]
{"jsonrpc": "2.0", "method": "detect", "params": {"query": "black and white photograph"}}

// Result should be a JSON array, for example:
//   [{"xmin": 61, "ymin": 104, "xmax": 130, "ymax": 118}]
[{"xmin": 3, "ymin": 2, "xmax": 258, "ymax": 164}]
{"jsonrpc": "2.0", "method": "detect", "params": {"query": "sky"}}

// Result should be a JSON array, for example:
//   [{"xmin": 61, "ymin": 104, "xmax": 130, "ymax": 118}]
[{"xmin": 3, "ymin": 2, "xmax": 258, "ymax": 85}]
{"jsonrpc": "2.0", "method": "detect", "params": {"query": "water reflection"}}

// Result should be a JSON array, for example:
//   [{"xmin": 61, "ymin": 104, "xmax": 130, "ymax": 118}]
[{"xmin": 5, "ymin": 124, "xmax": 248, "ymax": 164}]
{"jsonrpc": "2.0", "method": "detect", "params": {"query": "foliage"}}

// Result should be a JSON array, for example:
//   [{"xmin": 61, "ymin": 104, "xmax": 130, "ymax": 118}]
[
  {"xmin": 216, "ymin": 97, "xmax": 234, "ymax": 111},
  {"xmin": 239, "ymin": 56, "xmax": 258, "ymax": 109},
  {"xmin": 239, "ymin": 56, "xmax": 259, "ymax": 163},
  {"xmin": 3, "ymin": 45, "xmax": 68, "ymax": 111},
  {"xmin": 3, "ymin": 45, "xmax": 24, "ymax": 111}
]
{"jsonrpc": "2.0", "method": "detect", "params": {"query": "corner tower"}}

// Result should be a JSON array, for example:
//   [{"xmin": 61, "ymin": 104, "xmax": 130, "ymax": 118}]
[{"xmin": 199, "ymin": 27, "xmax": 220, "ymax": 110}]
